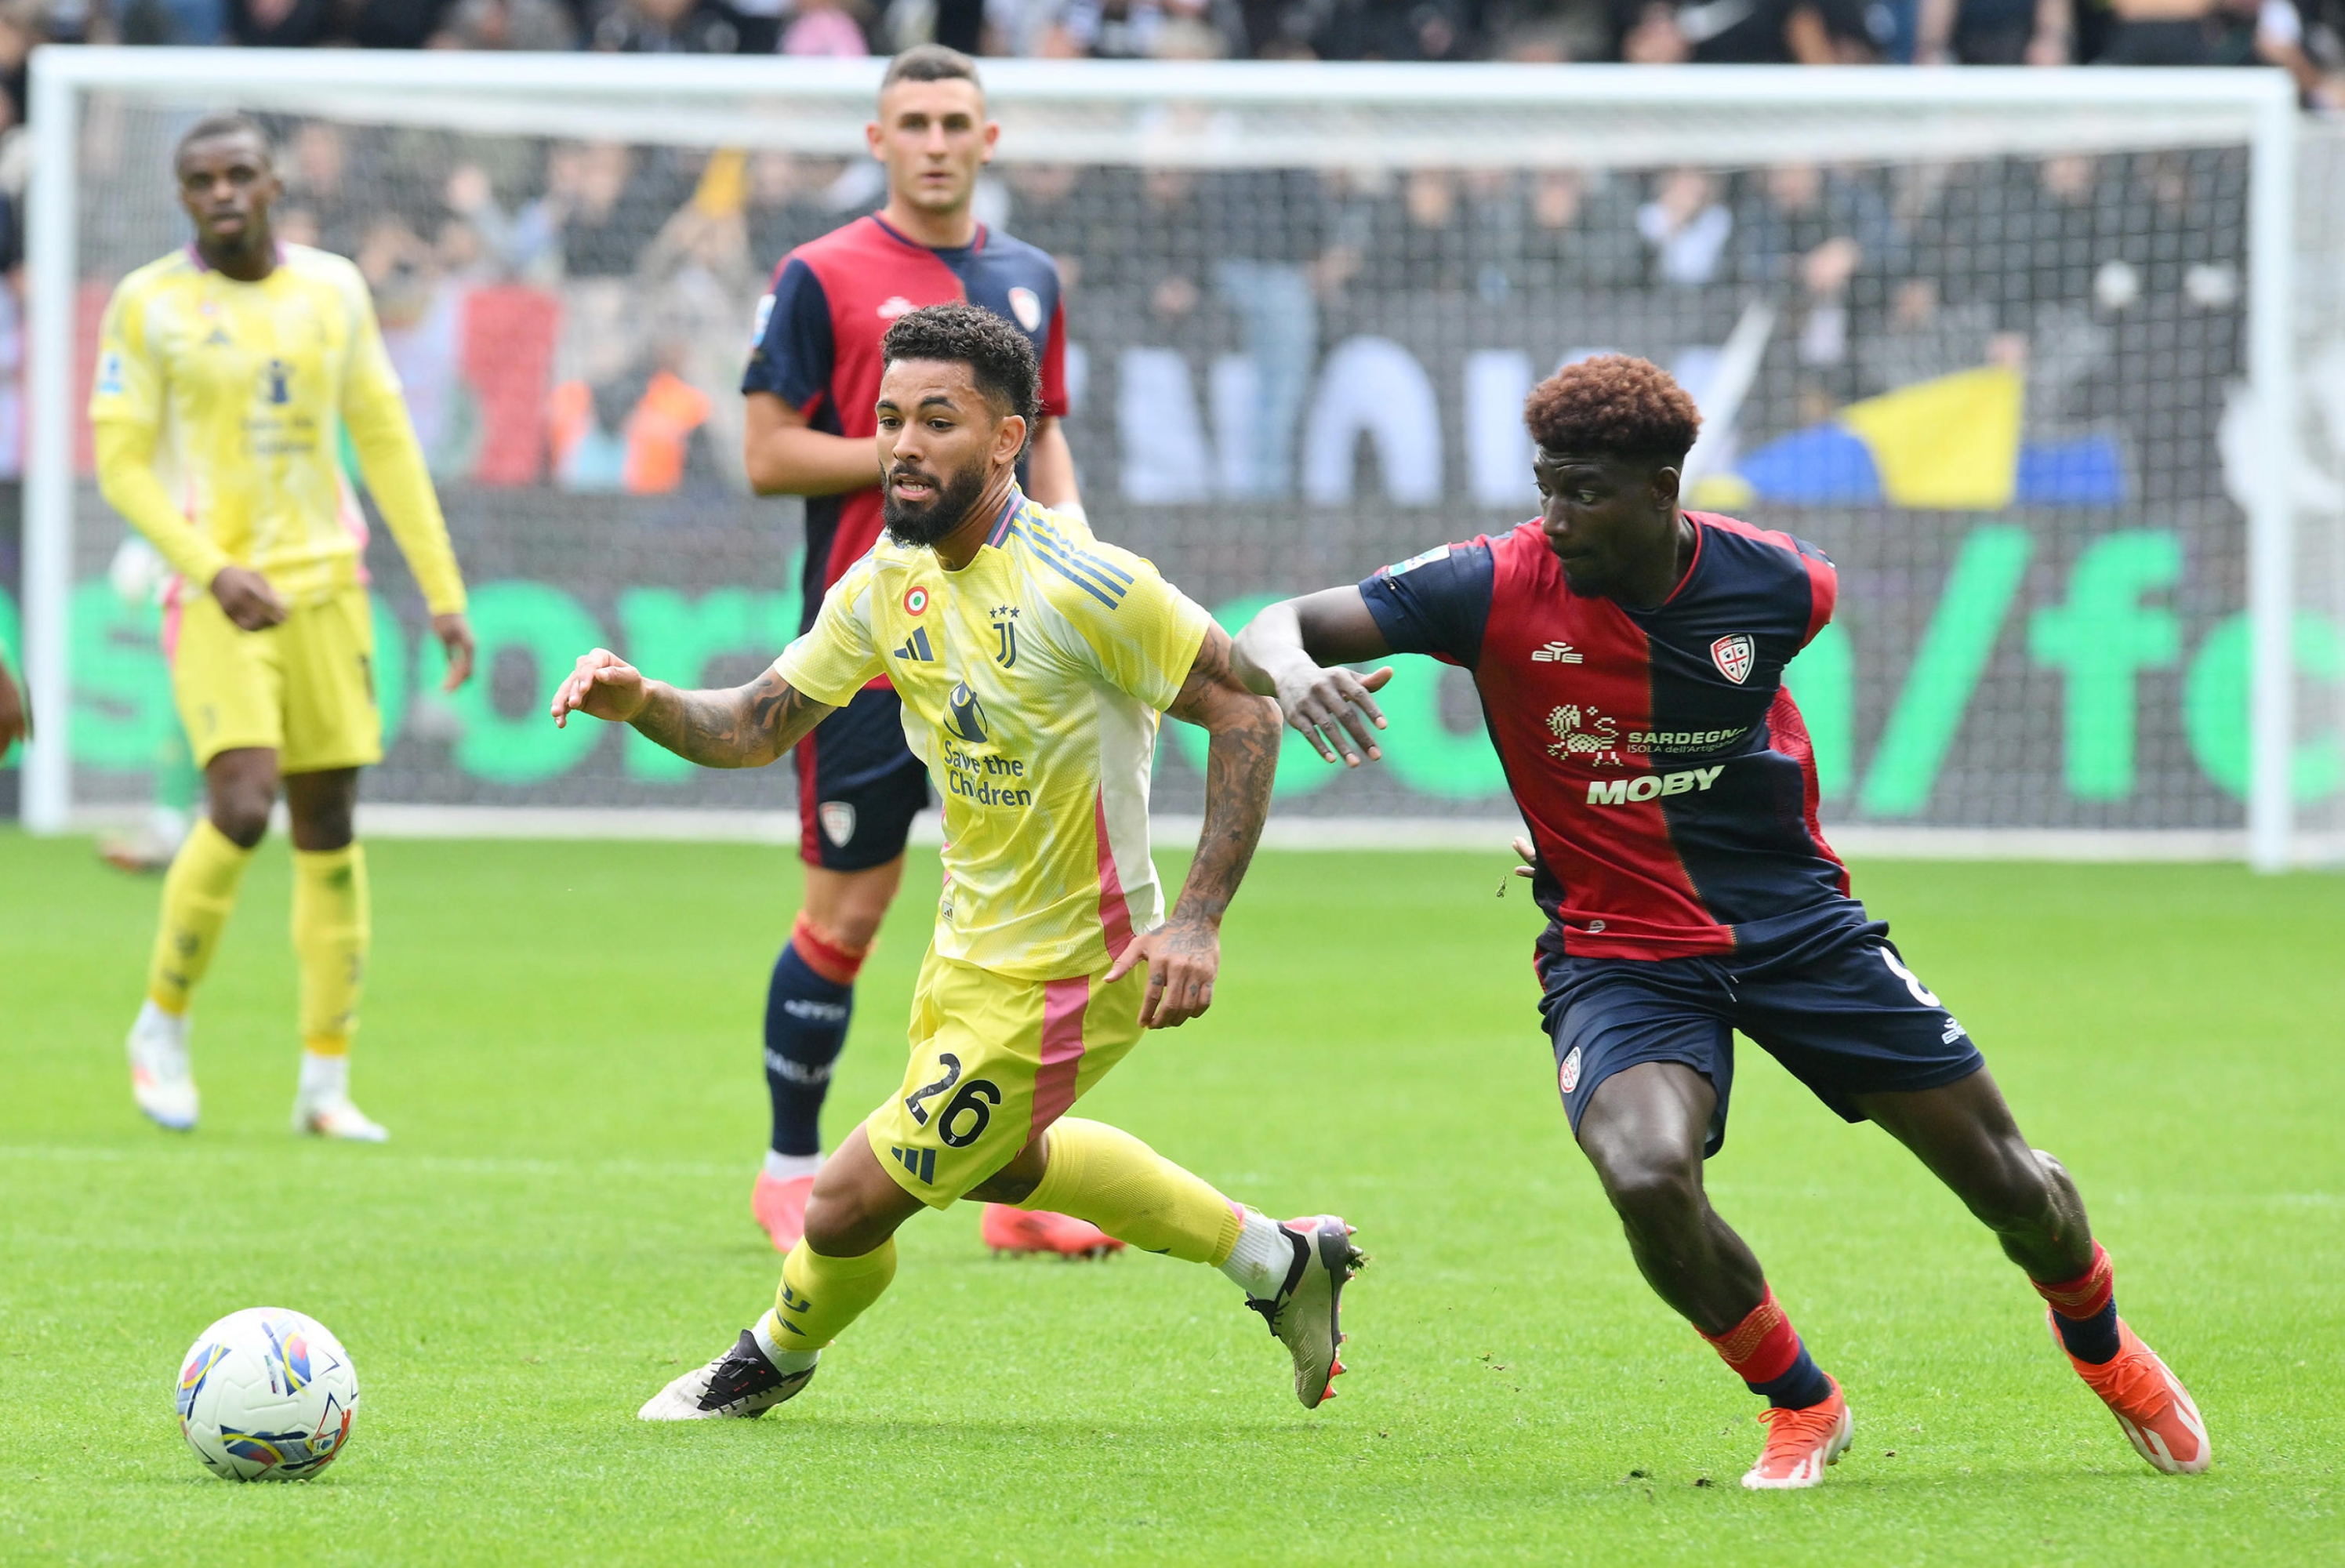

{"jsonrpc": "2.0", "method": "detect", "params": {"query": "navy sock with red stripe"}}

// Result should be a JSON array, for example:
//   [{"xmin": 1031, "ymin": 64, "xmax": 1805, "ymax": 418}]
[
  {"xmin": 1701, "ymin": 1287, "xmax": 1835, "ymax": 1410},
  {"xmin": 2035, "ymin": 1243, "xmax": 2122, "ymax": 1365}
]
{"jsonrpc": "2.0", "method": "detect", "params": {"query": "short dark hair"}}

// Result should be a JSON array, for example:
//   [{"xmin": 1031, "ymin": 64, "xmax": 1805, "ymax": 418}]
[
  {"xmin": 174, "ymin": 111, "xmax": 273, "ymax": 169},
  {"xmin": 881, "ymin": 44, "xmax": 982, "ymax": 97},
  {"xmin": 1524, "ymin": 354, "xmax": 1701, "ymax": 466},
  {"xmin": 881, "ymin": 303, "xmax": 1041, "ymax": 456}
]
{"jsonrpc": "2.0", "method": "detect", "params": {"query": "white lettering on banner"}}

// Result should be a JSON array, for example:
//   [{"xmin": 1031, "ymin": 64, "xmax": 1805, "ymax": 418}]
[
  {"xmin": 1116, "ymin": 348, "xmax": 1211, "ymax": 503},
  {"xmin": 1465, "ymin": 349, "xmax": 1535, "ymax": 506},
  {"xmin": 1301, "ymin": 336, "xmax": 1444, "ymax": 505},
  {"xmin": 1587, "ymin": 765, "xmax": 1725, "ymax": 806}
]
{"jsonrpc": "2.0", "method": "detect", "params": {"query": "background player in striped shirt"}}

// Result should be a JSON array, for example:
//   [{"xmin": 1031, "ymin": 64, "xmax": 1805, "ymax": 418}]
[
  {"xmin": 556, "ymin": 305, "xmax": 1360, "ymax": 1419},
  {"xmin": 1235, "ymin": 354, "xmax": 2205, "ymax": 1488},
  {"xmin": 738, "ymin": 45, "xmax": 1098, "ymax": 1258},
  {"xmin": 93, "ymin": 113, "xmax": 475, "ymax": 1142}
]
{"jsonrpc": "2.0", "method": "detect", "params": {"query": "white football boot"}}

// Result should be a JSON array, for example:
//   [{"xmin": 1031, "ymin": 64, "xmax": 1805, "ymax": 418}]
[
  {"xmin": 291, "ymin": 1052, "xmax": 389, "ymax": 1142},
  {"xmin": 640, "ymin": 1330, "xmax": 819, "ymax": 1420},
  {"xmin": 1246, "ymin": 1215, "xmax": 1365, "ymax": 1410},
  {"xmin": 126, "ymin": 1000, "xmax": 199, "ymax": 1131}
]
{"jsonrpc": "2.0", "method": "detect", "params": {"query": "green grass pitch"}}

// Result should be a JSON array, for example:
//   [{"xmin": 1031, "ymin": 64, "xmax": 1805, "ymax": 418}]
[{"xmin": 2, "ymin": 830, "xmax": 2340, "ymax": 1565}]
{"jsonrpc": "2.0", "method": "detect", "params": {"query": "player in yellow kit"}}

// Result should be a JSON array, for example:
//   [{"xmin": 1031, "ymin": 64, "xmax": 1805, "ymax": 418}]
[
  {"xmin": 93, "ymin": 112, "xmax": 475, "ymax": 1140},
  {"xmin": 553, "ymin": 305, "xmax": 1364, "ymax": 1417}
]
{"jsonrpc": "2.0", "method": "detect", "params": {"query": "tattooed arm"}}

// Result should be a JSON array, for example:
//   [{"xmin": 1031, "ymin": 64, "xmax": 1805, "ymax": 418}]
[
  {"xmin": 548, "ymin": 649, "xmax": 835, "ymax": 769},
  {"xmin": 1105, "ymin": 623, "xmax": 1283, "ymax": 1028}
]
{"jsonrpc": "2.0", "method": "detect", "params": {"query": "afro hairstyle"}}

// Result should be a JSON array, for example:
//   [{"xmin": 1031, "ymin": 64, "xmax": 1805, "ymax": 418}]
[{"xmin": 1523, "ymin": 354, "xmax": 1701, "ymax": 466}]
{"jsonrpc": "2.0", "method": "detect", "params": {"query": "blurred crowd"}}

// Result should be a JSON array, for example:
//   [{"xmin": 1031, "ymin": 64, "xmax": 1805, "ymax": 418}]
[
  {"xmin": 67, "ymin": 120, "xmax": 2227, "ymax": 496},
  {"xmin": 0, "ymin": 0, "xmax": 2332, "ymax": 109}
]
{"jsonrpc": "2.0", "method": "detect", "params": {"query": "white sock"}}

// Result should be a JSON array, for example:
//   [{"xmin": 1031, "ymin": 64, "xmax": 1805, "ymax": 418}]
[
  {"xmin": 1217, "ymin": 1210, "xmax": 1298, "ymax": 1300},
  {"xmin": 135, "ymin": 999, "xmax": 191, "ymax": 1051},
  {"xmin": 297, "ymin": 1050, "xmax": 349, "ymax": 1105},
  {"xmin": 762, "ymin": 1150, "xmax": 822, "ymax": 1182},
  {"xmin": 752, "ymin": 1311, "xmax": 821, "ymax": 1374}
]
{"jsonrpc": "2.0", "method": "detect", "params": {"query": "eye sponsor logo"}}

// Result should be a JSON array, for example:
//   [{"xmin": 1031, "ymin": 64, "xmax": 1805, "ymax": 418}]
[
  {"xmin": 1710, "ymin": 633, "xmax": 1755, "ymax": 684},
  {"xmin": 1007, "ymin": 286, "xmax": 1044, "ymax": 332},
  {"xmin": 1545, "ymin": 703, "xmax": 1622, "ymax": 766},
  {"xmin": 943, "ymin": 681, "xmax": 989, "ymax": 745},
  {"xmin": 1530, "ymin": 641, "xmax": 1582, "ymax": 663},
  {"xmin": 902, "ymin": 585, "xmax": 930, "ymax": 615}
]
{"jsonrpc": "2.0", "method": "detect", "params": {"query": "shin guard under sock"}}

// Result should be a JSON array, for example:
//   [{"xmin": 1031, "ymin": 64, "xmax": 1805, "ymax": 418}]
[
  {"xmin": 769, "ymin": 1237, "xmax": 897, "ymax": 1351},
  {"xmin": 2034, "ymin": 1242, "xmax": 2121, "ymax": 1364},
  {"xmin": 292, "ymin": 843, "xmax": 368, "ymax": 1054},
  {"xmin": 1703, "ymin": 1287, "xmax": 1834, "ymax": 1410},
  {"xmin": 147, "ymin": 818, "xmax": 254, "ymax": 1014},
  {"xmin": 763, "ymin": 913, "xmax": 862, "ymax": 1157},
  {"xmin": 1017, "ymin": 1117, "xmax": 1245, "ymax": 1265}
]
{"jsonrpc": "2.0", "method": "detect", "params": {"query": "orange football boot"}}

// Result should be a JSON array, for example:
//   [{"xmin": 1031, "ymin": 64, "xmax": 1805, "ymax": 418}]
[
  {"xmin": 2052, "ymin": 1312, "xmax": 2210, "ymax": 1474},
  {"xmin": 751, "ymin": 1171, "xmax": 815, "ymax": 1253},
  {"xmin": 1741, "ymin": 1376, "xmax": 1853, "ymax": 1490},
  {"xmin": 980, "ymin": 1204, "xmax": 1126, "ymax": 1258}
]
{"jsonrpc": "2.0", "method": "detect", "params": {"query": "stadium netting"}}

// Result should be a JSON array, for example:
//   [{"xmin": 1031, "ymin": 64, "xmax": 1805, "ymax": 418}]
[{"xmin": 11, "ymin": 53, "xmax": 2337, "ymax": 864}]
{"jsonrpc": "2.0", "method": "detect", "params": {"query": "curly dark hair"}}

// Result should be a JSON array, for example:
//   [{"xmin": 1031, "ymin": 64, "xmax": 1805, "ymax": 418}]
[
  {"xmin": 1523, "ymin": 354, "xmax": 1701, "ymax": 466},
  {"xmin": 881, "ymin": 303, "xmax": 1043, "ymax": 456}
]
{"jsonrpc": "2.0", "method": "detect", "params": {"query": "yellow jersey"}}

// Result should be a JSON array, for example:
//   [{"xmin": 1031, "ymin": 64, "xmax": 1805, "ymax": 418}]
[
  {"xmin": 89, "ymin": 242, "xmax": 466, "ymax": 615},
  {"xmin": 774, "ymin": 490, "xmax": 1211, "ymax": 982}
]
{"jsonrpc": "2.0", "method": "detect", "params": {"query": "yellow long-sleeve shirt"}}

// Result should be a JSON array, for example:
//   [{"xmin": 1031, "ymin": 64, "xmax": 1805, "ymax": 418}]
[{"xmin": 89, "ymin": 242, "xmax": 466, "ymax": 615}]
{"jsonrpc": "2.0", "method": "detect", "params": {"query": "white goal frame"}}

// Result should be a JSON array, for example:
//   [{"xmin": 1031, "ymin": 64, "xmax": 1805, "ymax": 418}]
[{"xmin": 16, "ymin": 48, "xmax": 2306, "ymax": 865}]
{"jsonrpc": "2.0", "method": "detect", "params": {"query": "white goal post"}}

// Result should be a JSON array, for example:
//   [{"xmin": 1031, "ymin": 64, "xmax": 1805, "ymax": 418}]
[{"xmin": 16, "ymin": 49, "xmax": 2318, "ymax": 865}]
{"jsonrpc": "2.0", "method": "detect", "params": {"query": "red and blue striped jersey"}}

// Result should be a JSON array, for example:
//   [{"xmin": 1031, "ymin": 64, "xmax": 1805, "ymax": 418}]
[
  {"xmin": 1359, "ymin": 513, "xmax": 1847, "ymax": 963},
  {"xmin": 742, "ymin": 215, "xmax": 1070, "ymax": 638}
]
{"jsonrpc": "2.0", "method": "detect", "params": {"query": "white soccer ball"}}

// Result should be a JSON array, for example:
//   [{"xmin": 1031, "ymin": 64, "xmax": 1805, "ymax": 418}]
[{"xmin": 175, "ymin": 1308, "xmax": 360, "ymax": 1483}]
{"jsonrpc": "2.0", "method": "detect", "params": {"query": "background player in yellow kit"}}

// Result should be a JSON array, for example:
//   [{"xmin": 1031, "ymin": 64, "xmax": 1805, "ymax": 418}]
[
  {"xmin": 93, "ymin": 112, "xmax": 475, "ymax": 1140},
  {"xmin": 552, "ymin": 305, "xmax": 1364, "ymax": 1417}
]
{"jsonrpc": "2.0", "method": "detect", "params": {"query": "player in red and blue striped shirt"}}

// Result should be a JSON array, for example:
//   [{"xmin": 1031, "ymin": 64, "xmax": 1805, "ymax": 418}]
[{"xmin": 1235, "ymin": 354, "xmax": 2209, "ymax": 1489}]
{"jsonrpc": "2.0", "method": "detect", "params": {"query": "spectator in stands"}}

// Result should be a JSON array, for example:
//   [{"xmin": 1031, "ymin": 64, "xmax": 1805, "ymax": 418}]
[
  {"xmin": 1913, "ymin": 0, "xmax": 2072, "ymax": 61},
  {"xmin": 279, "ymin": 122, "xmax": 368, "ymax": 259},
  {"xmin": 1635, "ymin": 165, "xmax": 1732, "ymax": 285},
  {"xmin": 1737, "ymin": 162, "xmax": 1901, "ymax": 368},
  {"xmin": 782, "ymin": 0, "xmax": 868, "ymax": 51},
  {"xmin": 1515, "ymin": 167, "xmax": 1643, "ymax": 290},
  {"xmin": 117, "ymin": 0, "xmax": 227, "ymax": 44},
  {"xmin": 1614, "ymin": 0, "xmax": 1868, "ymax": 60},
  {"xmin": 430, "ymin": 0, "xmax": 583, "ymax": 46},
  {"xmin": 594, "ymin": 0, "xmax": 746, "ymax": 51},
  {"xmin": 522, "ymin": 141, "xmax": 688, "ymax": 278},
  {"xmin": 1203, "ymin": 166, "xmax": 1350, "ymax": 495}
]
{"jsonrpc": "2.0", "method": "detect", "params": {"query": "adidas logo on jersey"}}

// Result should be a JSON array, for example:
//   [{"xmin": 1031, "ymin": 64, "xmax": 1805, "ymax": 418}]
[
  {"xmin": 1531, "ymin": 641, "xmax": 1583, "ymax": 663},
  {"xmin": 892, "ymin": 627, "xmax": 935, "ymax": 662},
  {"xmin": 889, "ymin": 1145, "xmax": 937, "ymax": 1185}
]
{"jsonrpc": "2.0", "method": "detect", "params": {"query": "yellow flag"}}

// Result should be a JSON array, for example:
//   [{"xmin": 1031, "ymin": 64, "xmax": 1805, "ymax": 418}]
[{"xmin": 1837, "ymin": 365, "xmax": 2024, "ymax": 510}]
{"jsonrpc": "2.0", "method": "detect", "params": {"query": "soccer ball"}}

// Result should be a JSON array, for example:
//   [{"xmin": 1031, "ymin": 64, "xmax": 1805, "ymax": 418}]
[{"xmin": 175, "ymin": 1308, "xmax": 360, "ymax": 1482}]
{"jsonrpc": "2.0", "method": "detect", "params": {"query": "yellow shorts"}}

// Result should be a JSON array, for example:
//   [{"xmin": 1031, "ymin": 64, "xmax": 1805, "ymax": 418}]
[
  {"xmin": 169, "ymin": 585, "xmax": 382, "ymax": 773},
  {"xmin": 866, "ymin": 948, "xmax": 1149, "ymax": 1208}
]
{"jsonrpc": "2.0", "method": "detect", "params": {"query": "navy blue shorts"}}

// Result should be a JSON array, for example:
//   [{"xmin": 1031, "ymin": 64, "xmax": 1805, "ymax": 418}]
[
  {"xmin": 1537, "ymin": 901, "xmax": 1986, "ymax": 1157},
  {"xmin": 794, "ymin": 685, "xmax": 931, "ymax": 872}
]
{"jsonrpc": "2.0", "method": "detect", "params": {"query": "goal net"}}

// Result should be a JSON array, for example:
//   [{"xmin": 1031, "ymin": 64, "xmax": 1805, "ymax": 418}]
[{"xmin": 11, "ymin": 52, "xmax": 2335, "ymax": 865}]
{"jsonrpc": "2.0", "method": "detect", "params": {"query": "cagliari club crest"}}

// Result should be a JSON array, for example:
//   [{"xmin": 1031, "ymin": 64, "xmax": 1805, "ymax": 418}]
[{"xmin": 1710, "ymin": 634, "xmax": 1755, "ymax": 684}]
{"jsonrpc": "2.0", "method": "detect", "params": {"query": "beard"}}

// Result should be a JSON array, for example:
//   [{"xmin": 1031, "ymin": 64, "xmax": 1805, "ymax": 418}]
[{"xmin": 882, "ymin": 459, "xmax": 988, "ymax": 549}]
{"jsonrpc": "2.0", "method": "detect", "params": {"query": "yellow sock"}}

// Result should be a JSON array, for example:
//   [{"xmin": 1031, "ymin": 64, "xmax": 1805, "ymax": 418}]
[
  {"xmin": 1018, "ymin": 1117, "xmax": 1245, "ymax": 1265},
  {"xmin": 768, "ymin": 1238, "xmax": 897, "ymax": 1352},
  {"xmin": 147, "ymin": 818, "xmax": 254, "ymax": 1015},
  {"xmin": 292, "ymin": 844, "xmax": 369, "ymax": 1054}
]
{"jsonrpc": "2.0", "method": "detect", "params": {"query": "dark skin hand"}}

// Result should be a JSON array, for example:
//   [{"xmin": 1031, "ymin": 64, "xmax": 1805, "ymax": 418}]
[
  {"xmin": 0, "ymin": 651, "xmax": 27, "ymax": 762},
  {"xmin": 557, "ymin": 357, "xmax": 1282, "ymax": 1028},
  {"xmin": 178, "ymin": 130, "xmax": 477, "ymax": 688}
]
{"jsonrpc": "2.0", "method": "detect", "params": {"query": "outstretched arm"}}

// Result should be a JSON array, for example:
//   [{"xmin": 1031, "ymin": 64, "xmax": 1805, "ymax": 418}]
[
  {"xmin": 1232, "ymin": 586, "xmax": 1396, "ymax": 768},
  {"xmin": 1105, "ymin": 624, "xmax": 1282, "ymax": 1029},
  {"xmin": 549, "ymin": 650, "xmax": 835, "ymax": 769}
]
